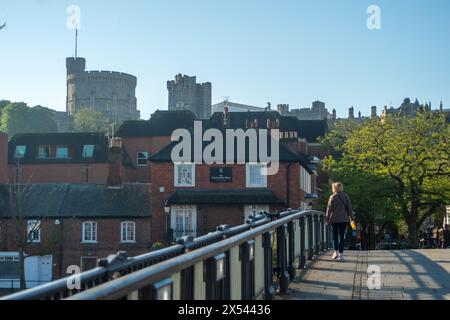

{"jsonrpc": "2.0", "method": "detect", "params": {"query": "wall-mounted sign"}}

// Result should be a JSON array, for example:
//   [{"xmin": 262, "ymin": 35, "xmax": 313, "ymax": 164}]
[{"xmin": 210, "ymin": 167, "xmax": 232, "ymax": 183}]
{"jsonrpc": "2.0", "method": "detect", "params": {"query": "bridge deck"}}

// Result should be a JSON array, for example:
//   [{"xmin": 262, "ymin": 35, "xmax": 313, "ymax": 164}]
[{"xmin": 279, "ymin": 250, "xmax": 450, "ymax": 300}]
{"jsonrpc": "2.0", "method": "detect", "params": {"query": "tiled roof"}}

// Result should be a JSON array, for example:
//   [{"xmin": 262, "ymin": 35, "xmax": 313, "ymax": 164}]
[
  {"xmin": 0, "ymin": 183, "xmax": 151, "ymax": 218},
  {"xmin": 116, "ymin": 110, "xmax": 198, "ymax": 137}
]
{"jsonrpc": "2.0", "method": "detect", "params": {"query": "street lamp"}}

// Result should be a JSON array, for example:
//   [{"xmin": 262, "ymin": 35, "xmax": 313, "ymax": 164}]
[{"xmin": 164, "ymin": 201, "xmax": 171, "ymax": 243}]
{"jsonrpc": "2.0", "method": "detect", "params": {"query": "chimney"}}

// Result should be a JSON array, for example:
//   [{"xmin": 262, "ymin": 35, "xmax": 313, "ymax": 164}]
[
  {"xmin": 223, "ymin": 106, "xmax": 229, "ymax": 128},
  {"xmin": 371, "ymin": 106, "xmax": 377, "ymax": 118},
  {"xmin": 107, "ymin": 137, "xmax": 123, "ymax": 188},
  {"xmin": 0, "ymin": 132, "xmax": 8, "ymax": 184}
]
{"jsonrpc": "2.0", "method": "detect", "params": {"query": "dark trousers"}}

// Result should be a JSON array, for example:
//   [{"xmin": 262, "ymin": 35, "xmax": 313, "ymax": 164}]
[{"xmin": 331, "ymin": 222, "xmax": 347, "ymax": 253}]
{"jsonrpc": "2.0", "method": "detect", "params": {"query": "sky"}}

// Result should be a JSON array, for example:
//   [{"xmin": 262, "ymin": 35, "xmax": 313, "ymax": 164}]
[{"xmin": 0, "ymin": 0, "xmax": 449, "ymax": 119}]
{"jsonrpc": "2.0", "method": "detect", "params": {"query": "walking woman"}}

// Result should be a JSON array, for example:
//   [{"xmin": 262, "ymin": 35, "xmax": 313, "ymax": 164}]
[{"xmin": 325, "ymin": 182, "xmax": 354, "ymax": 261}]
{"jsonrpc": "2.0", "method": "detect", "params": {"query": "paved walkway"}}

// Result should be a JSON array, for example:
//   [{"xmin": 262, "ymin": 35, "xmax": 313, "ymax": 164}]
[{"xmin": 279, "ymin": 250, "xmax": 450, "ymax": 300}]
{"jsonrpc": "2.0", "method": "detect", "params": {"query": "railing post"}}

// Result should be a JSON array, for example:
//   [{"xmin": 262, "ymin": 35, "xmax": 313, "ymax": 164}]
[
  {"xmin": 263, "ymin": 231, "xmax": 275, "ymax": 300},
  {"xmin": 276, "ymin": 224, "xmax": 290, "ymax": 294},
  {"xmin": 320, "ymin": 215, "xmax": 325, "ymax": 251},
  {"xmin": 287, "ymin": 221, "xmax": 296, "ymax": 280},
  {"xmin": 241, "ymin": 240, "xmax": 255, "ymax": 299},
  {"xmin": 205, "ymin": 253, "xmax": 227, "ymax": 300},
  {"xmin": 313, "ymin": 214, "xmax": 320, "ymax": 255},
  {"xmin": 299, "ymin": 216, "xmax": 306, "ymax": 269},
  {"xmin": 307, "ymin": 215, "xmax": 313, "ymax": 260}
]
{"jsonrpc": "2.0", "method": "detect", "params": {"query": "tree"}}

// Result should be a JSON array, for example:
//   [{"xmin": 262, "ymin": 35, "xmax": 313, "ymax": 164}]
[
  {"xmin": 0, "ymin": 102, "xmax": 57, "ymax": 136},
  {"xmin": 6, "ymin": 183, "xmax": 62, "ymax": 289},
  {"xmin": 322, "ymin": 111, "xmax": 450, "ymax": 248},
  {"xmin": 73, "ymin": 107, "xmax": 108, "ymax": 133}
]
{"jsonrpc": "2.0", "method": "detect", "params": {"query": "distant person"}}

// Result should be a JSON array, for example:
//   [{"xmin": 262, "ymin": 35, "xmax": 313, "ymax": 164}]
[{"xmin": 325, "ymin": 182, "xmax": 354, "ymax": 261}]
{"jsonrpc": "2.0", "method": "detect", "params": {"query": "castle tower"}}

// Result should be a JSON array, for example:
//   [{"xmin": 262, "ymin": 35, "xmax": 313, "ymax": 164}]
[
  {"xmin": 167, "ymin": 74, "xmax": 212, "ymax": 119},
  {"xmin": 371, "ymin": 106, "xmax": 377, "ymax": 118},
  {"xmin": 349, "ymin": 106, "xmax": 354, "ymax": 119},
  {"xmin": 277, "ymin": 104, "xmax": 290, "ymax": 115},
  {"xmin": 332, "ymin": 109, "xmax": 337, "ymax": 120},
  {"xmin": 66, "ymin": 57, "xmax": 139, "ymax": 121}
]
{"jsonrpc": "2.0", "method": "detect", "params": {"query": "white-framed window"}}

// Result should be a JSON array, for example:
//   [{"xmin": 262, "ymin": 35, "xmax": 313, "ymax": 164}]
[
  {"xmin": 82, "ymin": 221, "xmax": 97, "ymax": 243},
  {"xmin": 137, "ymin": 151, "xmax": 149, "ymax": 166},
  {"xmin": 244, "ymin": 205, "xmax": 270, "ymax": 222},
  {"xmin": 27, "ymin": 220, "xmax": 41, "ymax": 243},
  {"xmin": 82, "ymin": 145, "xmax": 95, "ymax": 158},
  {"xmin": 121, "ymin": 221, "xmax": 136, "ymax": 243},
  {"xmin": 246, "ymin": 163, "xmax": 267, "ymax": 188},
  {"xmin": 14, "ymin": 145, "xmax": 26, "ymax": 159},
  {"xmin": 171, "ymin": 205, "xmax": 197, "ymax": 239},
  {"xmin": 174, "ymin": 163, "xmax": 195, "ymax": 187},
  {"xmin": 300, "ymin": 167, "xmax": 312, "ymax": 193}
]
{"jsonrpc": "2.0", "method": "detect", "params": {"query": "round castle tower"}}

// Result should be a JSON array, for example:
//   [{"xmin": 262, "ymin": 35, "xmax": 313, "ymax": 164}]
[{"xmin": 66, "ymin": 57, "xmax": 139, "ymax": 122}]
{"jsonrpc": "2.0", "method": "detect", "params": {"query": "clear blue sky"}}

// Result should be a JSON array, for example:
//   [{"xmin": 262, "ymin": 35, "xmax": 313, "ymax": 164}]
[{"xmin": 1, "ymin": 0, "xmax": 449, "ymax": 119}]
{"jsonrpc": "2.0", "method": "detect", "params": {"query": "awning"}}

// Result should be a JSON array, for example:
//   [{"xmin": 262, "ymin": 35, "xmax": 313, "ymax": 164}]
[{"xmin": 166, "ymin": 189, "xmax": 285, "ymax": 205}]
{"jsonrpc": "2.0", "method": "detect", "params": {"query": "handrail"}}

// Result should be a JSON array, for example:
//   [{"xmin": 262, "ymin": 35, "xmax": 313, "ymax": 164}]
[
  {"xmin": 66, "ymin": 210, "xmax": 324, "ymax": 300},
  {"xmin": 2, "ymin": 209, "xmax": 330, "ymax": 300}
]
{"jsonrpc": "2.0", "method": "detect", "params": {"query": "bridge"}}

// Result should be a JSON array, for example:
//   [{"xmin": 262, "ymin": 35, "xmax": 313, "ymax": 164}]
[{"xmin": 2, "ymin": 210, "xmax": 449, "ymax": 300}]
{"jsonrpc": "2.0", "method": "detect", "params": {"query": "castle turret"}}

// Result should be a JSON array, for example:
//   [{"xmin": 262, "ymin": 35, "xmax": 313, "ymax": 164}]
[
  {"xmin": 66, "ymin": 57, "xmax": 86, "ymax": 75},
  {"xmin": 349, "ymin": 106, "xmax": 354, "ymax": 119},
  {"xmin": 371, "ymin": 106, "xmax": 377, "ymax": 118},
  {"xmin": 277, "ymin": 104, "xmax": 290, "ymax": 115}
]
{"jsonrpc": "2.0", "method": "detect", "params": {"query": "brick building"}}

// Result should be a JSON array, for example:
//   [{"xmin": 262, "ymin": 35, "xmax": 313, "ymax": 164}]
[
  {"xmin": 0, "ymin": 183, "xmax": 151, "ymax": 279},
  {"xmin": 5, "ymin": 132, "xmax": 135, "ymax": 185},
  {"xmin": 147, "ymin": 124, "xmax": 317, "ymax": 243}
]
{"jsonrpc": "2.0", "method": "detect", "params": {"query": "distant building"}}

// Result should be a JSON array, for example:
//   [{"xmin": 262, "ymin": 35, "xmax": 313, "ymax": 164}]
[
  {"xmin": 66, "ymin": 57, "xmax": 140, "ymax": 122},
  {"xmin": 167, "ymin": 74, "xmax": 211, "ymax": 119},
  {"xmin": 211, "ymin": 101, "xmax": 266, "ymax": 114},
  {"xmin": 278, "ymin": 101, "xmax": 332, "ymax": 121}
]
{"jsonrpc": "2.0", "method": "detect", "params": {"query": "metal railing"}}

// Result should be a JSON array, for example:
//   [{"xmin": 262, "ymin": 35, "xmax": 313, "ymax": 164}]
[{"xmin": 1, "ymin": 210, "xmax": 332, "ymax": 300}]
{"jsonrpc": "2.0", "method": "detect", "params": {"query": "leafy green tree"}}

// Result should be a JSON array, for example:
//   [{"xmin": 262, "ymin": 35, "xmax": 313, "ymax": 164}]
[
  {"xmin": 0, "ymin": 102, "xmax": 57, "ymax": 136},
  {"xmin": 322, "ymin": 111, "xmax": 450, "ymax": 248},
  {"xmin": 73, "ymin": 107, "xmax": 108, "ymax": 133}
]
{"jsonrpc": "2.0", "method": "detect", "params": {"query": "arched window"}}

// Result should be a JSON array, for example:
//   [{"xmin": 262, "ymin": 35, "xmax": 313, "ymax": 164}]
[{"xmin": 121, "ymin": 221, "xmax": 136, "ymax": 243}]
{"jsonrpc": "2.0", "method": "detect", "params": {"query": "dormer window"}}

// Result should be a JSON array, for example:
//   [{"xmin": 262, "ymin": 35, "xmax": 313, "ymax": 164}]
[
  {"xmin": 14, "ymin": 145, "xmax": 26, "ymax": 159},
  {"xmin": 56, "ymin": 146, "xmax": 69, "ymax": 159},
  {"xmin": 82, "ymin": 145, "xmax": 95, "ymax": 158},
  {"xmin": 38, "ymin": 145, "xmax": 70, "ymax": 159}
]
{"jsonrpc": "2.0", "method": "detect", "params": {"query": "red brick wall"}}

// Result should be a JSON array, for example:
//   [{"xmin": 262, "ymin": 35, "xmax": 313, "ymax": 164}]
[
  {"xmin": 7, "ymin": 163, "xmax": 109, "ymax": 184},
  {"xmin": 122, "ymin": 136, "xmax": 171, "ymax": 182},
  {"xmin": 0, "ymin": 217, "xmax": 152, "ymax": 278},
  {"xmin": 149, "ymin": 161, "xmax": 305, "ymax": 243}
]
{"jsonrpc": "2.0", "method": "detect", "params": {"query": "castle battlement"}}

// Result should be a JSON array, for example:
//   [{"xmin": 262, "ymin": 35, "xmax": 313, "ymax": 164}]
[{"xmin": 68, "ymin": 70, "xmax": 137, "ymax": 84}]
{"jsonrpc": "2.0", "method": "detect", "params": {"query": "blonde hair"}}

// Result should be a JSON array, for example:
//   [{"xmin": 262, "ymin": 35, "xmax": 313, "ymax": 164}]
[{"xmin": 332, "ymin": 182, "xmax": 343, "ymax": 193}]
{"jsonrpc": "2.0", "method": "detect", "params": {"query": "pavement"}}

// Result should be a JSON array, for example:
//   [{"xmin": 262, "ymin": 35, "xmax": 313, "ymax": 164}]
[{"xmin": 278, "ymin": 249, "xmax": 450, "ymax": 300}]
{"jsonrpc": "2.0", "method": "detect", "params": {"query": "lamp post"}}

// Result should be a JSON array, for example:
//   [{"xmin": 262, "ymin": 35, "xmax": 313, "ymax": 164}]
[{"xmin": 163, "ymin": 201, "xmax": 171, "ymax": 244}]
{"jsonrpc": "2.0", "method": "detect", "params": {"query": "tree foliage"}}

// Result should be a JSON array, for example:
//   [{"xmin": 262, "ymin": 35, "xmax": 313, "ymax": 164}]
[
  {"xmin": 0, "ymin": 102, "xmax": 58, "ymax": 136},
  {"xmin": 322, "ymin": 111, "xmax": 450, "ymax": 248},
  {"xmin": 73, "ymin": 107, "xmax": 108, "ymax": 133}
]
